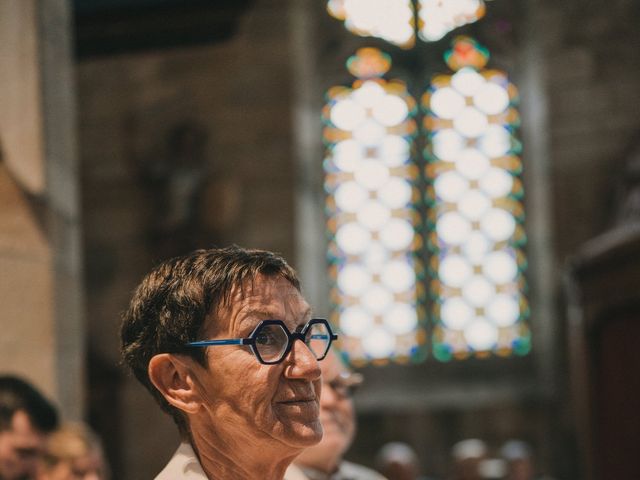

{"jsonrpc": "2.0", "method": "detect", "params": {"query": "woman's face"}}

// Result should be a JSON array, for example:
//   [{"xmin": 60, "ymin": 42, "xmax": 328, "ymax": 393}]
[
  {"xmin": 188, "ymin": 274, "xmax": 324, "ymax": 452},
  {"xmin": 42, "ymin": 452, "xmax": 106, "ymax": 480}
]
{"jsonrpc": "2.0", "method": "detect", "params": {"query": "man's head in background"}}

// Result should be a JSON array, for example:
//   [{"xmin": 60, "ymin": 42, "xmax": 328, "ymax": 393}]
[
  {"xmin": 293, "ymin": 349, "xmax": 362, "ymax": 474},
  {"xmin": 450, "ymin": 439, "xmax": 488, "ymax": 480},
  {"xmin": 375, "ymin": 442, "xmax": 421, "ymax": 480},
  {"xmin": 499, "ymin": 440, "xmax": 535, "ymax": 480},
  {"xmin": 0, "ymin": 376, "xmax": 58, "ymax": 480}
]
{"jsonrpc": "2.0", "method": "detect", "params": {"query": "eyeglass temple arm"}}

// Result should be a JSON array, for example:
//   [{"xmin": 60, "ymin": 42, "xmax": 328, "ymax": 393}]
[{"xmin": 187, "ymin": 339, "xmax": 252, "ymax": 347}]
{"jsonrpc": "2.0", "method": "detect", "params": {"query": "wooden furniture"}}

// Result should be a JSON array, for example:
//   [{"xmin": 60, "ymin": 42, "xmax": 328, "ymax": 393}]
[{"xmin": 566, "ymin": 224, "xmax": 640, "ymax": 480}]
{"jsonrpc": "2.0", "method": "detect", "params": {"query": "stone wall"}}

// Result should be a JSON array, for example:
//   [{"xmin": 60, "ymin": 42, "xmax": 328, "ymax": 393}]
[
  {"xmin": 543, "ymin": 0, "xmax": 640, "ymax": 260},
  {"xmin": 0, "ymin": 0, "xmax": 83, "ymax": 421},
  {"xmin": 77, "ymin": 1, "xmax": 296, "ymax": 477}
]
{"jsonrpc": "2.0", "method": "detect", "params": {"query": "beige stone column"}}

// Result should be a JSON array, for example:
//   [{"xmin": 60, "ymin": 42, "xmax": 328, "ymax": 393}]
[{"xmin": 0, "ymin": 0, "xmax": 83, "ymax": 420}]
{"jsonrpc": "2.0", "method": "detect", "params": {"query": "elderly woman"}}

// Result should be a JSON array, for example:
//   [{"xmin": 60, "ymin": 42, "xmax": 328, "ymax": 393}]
[{"xmin": 121, "ymin": 246, "xmax": 338, "ymax": 480}]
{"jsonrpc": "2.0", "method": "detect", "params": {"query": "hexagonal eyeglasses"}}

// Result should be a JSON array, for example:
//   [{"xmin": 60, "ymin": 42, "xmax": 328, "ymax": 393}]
[{"xmin": 186, "ymin": 318, "xmax": 338, "ymax": 365}]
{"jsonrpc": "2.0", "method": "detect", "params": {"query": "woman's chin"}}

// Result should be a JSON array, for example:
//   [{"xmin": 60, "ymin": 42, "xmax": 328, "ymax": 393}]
[{"xmin": 282, "ymin": 419, "xmax": 324, "ymax": 448}]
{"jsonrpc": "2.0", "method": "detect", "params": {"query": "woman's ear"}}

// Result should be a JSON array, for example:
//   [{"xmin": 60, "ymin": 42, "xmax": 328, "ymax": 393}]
[{"xmin": 148, "ymin": 354, "xmax": 201, "ymax": 414}]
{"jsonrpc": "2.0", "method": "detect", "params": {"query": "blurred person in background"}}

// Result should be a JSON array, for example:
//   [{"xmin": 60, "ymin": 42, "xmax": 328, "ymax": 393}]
[
  {"xmin": 499, "ymin": 441, "xmax": 533, "ymax": 480},
  {"xmin": 286, "ymin": 350, "xmax": 385, "ymax": 480},
  {"xmin": 449, "ymin": 439, "xmax": 488, "ymax": 480},
  {"xmin": 499, "ymin": 440, "xmax": 554, "ymax": 480},
  {"xmin": 375, "ymin": 442, "xmax": 430, "ymax": 480},
  {"xmin": 0, "ymin": 376, "xmax": 59, "ymax": 480},
  {"xmin": 37, "ymin": 423, "xmax": 109, "ymax": 480}
]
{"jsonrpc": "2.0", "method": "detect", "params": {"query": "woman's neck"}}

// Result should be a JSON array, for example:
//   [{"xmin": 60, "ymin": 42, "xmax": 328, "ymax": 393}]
[{"xmin": 189, "ymin": 421, "xmax": 300, "ymax": 480}]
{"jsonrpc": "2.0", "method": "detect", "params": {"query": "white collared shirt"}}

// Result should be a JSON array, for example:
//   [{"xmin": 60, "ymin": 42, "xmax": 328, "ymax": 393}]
[
  {"xmin": 285, "ymin": 461, "xmax": 387, "ymax": 480},
  {"xmin": 155, "ymin": 442, "xmax": 208, "ymax": 480}
]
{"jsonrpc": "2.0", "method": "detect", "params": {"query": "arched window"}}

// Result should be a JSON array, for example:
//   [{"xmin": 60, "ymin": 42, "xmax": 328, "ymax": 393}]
[
  {"xmin": 326, "ymin": 0, "xmax": 494, "ymax": 45},
  {"xmin": 323, "ymin": 48, "xmax": 426, "ymax": 365},
  {"xmin": 422, "ymin": 36, "xmax": 530, "ymax": 360},
  {"xmin": 323, "ymin": 4, "xmax": 529, "ymax": 364}
]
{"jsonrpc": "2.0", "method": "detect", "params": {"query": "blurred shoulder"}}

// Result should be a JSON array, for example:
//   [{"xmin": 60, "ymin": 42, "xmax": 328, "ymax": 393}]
[
  {"xmin": 285, "ymin": 464, "xmax": 311, "ymax": 480},
  {"xmin": 339, "ymin": 460, "xmax": 388, "ymax": 479}
]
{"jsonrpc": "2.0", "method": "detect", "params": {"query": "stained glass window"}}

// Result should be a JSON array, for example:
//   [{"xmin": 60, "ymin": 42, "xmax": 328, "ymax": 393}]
[
  {"xmin": 422, "ymin": 37, "xmax": 530, "ymax": 360},
  {"xmin": 326, "ymin": 0, "xmax": 495, "ymax": 47},
  {"xmin": 418, "ymin": 0, "xmax": 490, "ymax": 42},
  {"xmin": 327, "ymin": 0, "xmax": 415, "ymax": 49},
  {"xmin": 323, "ymin": 48, "xmax": 426, "ymax": 365}
]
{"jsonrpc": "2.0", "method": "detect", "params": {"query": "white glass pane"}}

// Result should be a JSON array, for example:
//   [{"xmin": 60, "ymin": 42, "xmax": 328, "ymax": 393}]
[
  {"xmin": 482, "ymin": 251, "xmax": 518, "ymax": 284},
  {"xmin": 362, "ymin": 327, "xmax": 396, "ymax": 358},
  {"xmin": 381, "ymin": 135, "xmax": 410, "ymax": 166},
  {"xmin": 379, "ymin": 21, "xmax": 414, "ymax": 45},
  {"xmin": 361, "ymin": 284, "xmax": 393, "ymax": 314},
  {"xmin": 430, "ymin": 86, "xmax": 466, "ymax": 119},
  {"xmin": 379, "ymin": 218, "xmax": 415, "ymax": 250},
  {"xmin": 344, "ymin": 0, "xmax": 378, "ymax": 30},
  {"xmin": 451, "ymin": 67, "xmax": 485, "ymax": 96},
  {"xmin": 383, "ymin": 303, "xmax": 418, "ymax": 335},
  {"xmin": 434, "ymin": 170, "xmax": 468, "ymax": 202},
  {"xmin": 337, "ymin": 263, "xmax": 372, "ymax": 297},
  {"xmin": 458, "ymin": 190, "xmax": 491, "ymax": 220},
  {"xmin": 353, "ymin": 118, "xmax": 386, "ymax": 146},
  {"xmin": 486, "ymin": 294, "xmax": 520, "ymax": 327},
  {"xmin": 352, "ymin": 80, "xmax": 386, "ymax": 108},
  {"xmin": 362, "ymin": 241, "xmax": 389, "ymax": 272},
  {"xmin": 335, "ymin": 181, "xmax": 368, "ymax": 212},
  {"xmin": 436, "ymin": 211, "xmax": 471, "ymax": 245},
  {"xmin": 332, "ymin": 139, "xmax": 365, "ymax": 172},
  {"xmin": 462, "ymin": 275, "xmax": 494, "ymax": 307},
  {"xmin": 331, "ymin": 98, "xmax": 366, "ymax": 131},
  {"xmin": 372, "ymin": 94, "xmax": 409, "ymax": 127},
  {"xmin": 480, "ymin": 208, "xmax": 516, "ymax": 242},
  {"xmin": 440, "ymin": 296, "xmax": 474, "ymax": 330},
  {"xmin": 340, "ymin": 306, "xmax": 373, "ymax": 337},
  {"xmin": 439, "ymin": 254, "xmax": 472, "ymax": 287},
  {"xmin": 356, "ymin": 200, "xmax": 391, "ymax": 230},
  {"xmin": 354, "ymin": 160, "xmax": 390, "ymax": 190},
  {"xmin": 379, "ymin": 177, "xmax": 412, "ymax": 209},
  {"xmin": 419, "ymin": 20, "xmax": 450, "ymax": 41},
  {"xmin": 381, "ymin": 260, "xmax": 415, "ymax": 293},
  {"xmin": 453, "ymin": 106, "xmax": 488, "ymax": 138},
  {"xmin": 473, "ymin": 82, "xmax": 510, "ymax": 115},
  {"xmin": 478, "ymin": 125, "xmax": 511, "ymax": 158},
  {"xmin": 460, "ymin": 0, "xmax": 482, "ymax": 16},
  {"xmin": 462, "ymin": 231, "xmax": 492, "ymax": 264},
  {"xmin": 336, "ymin": 222, "xmax": 371, "ymax": 255},
  {"xmin": 479, "ymin": 168, "xmax": 513, "ymax": 198},
  {"xmin": 455, "ymin": 148, "xmax": 490, "ymax": 180},
  {"xmin": 432, "ymin": 129, "xmax": 464, "ymax": 160},
  {"xmin": 464, "ymin": 318, "xmax": 498, "ymax": 351}
]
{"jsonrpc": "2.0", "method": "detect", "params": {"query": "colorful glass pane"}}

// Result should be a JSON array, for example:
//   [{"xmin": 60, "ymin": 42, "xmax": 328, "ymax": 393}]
[
  {"xmin": 327, "ymin": 0, "xmax": 416, "ymax": 49},
  {"xmin": 418, "ymin": 0, "xmax": 491, "ymax": 42},
  {"xmin": 324, "ymin": 48, "xmax": 425, "ymax": 366},
  {"xmin": 422, "ymin": 37, "xmax": 529, "ymax": 360}
]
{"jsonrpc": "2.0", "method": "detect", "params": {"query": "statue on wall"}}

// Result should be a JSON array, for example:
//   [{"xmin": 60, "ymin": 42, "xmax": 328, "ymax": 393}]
[
  {"xmin": 137, "ymin": 120, "xmax": 212, "ymax": 257},
  {"xmin": 612, "ymin": 139, "xmax": 640, "ymax": 227}
]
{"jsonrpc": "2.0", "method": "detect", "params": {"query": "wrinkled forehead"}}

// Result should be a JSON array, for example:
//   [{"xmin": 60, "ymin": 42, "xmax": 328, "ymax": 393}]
[{"xmin": 208, "ymin": 273, "xmax": 310, "ymax": 333}]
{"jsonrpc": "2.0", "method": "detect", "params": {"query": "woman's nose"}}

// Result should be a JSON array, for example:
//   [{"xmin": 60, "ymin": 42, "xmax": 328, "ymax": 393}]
[{"xmin": 284, "ymin": 338, "xmax": 321, "ymax": 380}]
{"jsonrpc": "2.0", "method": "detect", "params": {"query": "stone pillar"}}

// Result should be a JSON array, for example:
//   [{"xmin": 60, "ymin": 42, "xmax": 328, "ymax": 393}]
[
  {"xmin": 0, "ymin": 0, "xmax": 83, "ymax": 420},
  {"xmin": 289, "ymin": 0, "xmax": 329, "ymax": 314}
]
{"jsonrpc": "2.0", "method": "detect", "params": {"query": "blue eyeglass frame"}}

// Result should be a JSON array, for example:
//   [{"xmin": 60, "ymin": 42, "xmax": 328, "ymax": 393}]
[{"xmin": 186, "ymin": 318, "xmax": 338, "ymax": 365}]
